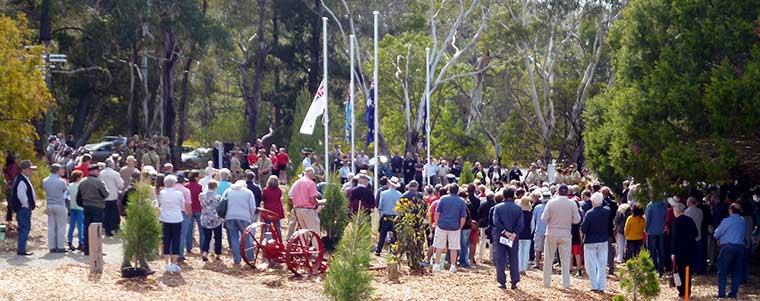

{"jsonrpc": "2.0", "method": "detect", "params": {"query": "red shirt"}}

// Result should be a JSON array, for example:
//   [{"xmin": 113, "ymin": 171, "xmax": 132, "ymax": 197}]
[
  {"xmin": 262, "ymin": 187, "xmax": 285, "ymax": 220},
  {"xmin": 74, "ymin": 163, "xmax": 90, "ymax": 177},
  {"xmin": 276, "ymin": 152, "xmax": 289, "ymax": 166},
  {"xmin": 247, "ymin": 153, "xmax": 258, "ymax": 165},
  {"xmin": 428, "ymin": 200, "xmax": 441, "ymax": 225},
  {"xmin": 185, "ymin": 181, "xmax": 203, "ymax": 213}
]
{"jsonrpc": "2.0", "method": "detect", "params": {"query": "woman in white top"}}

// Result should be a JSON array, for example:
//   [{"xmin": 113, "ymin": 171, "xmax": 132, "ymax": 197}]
[{"xmin": 157, "ymin": 175, "xmax": 185, "ymax": 273}]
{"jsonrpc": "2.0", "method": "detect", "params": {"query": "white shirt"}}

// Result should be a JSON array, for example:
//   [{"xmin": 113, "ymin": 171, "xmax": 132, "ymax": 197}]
[
  {"xmin": 684, "ymin": 206, "xmax": 704, "ymax": 241},
  {"xmin": 158, "ymin": 187, "xmax": 185, "ymax": 223},
  {"xmin": 16, "ymin": 175, "xmax": 35, "ymax": 208},
  {"xmin": 424, "ymin": 163, "xmax": 438, "ymax": 177},
  {"xmin": 302, "ymin": 157, "xmax": 312, "ymax": 169},
  {"xmin": 100, "ymin": 167, "xmax": 124, "ymax": 200}
]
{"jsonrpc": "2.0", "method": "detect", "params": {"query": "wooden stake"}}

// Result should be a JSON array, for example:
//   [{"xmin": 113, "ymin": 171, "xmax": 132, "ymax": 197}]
[{"xmin": 88, "ymin": 222, "xmax": 103, "ymax": 274}]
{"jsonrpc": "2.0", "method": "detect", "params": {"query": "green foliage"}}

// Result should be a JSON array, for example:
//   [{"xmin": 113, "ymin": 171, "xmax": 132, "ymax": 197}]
[
  {"xmin": 585, "ymin": 0, "xmax": 760, "ymax": 192},
  {"xmin": 392, "ymin": 196, "xmax": 429, "ymax": 273},
  {"xmin": 30, "ymin": 159, "xmax": 51, "ymax": 201},
  {"xmin": 283, "ymin": 163, "xmax": 304, "ymax": 213},
  {"xmin": 619, "ymin": 249, "xmax": 660, "ymax": 301},
  {"xmin": 612, "ymin": 295, "xmax": 626, "ymax": 301},
  {"xmin": 0, "ymin": 14, "xmax": 51, "ymax": 165},
  {"xmin": 460, "ymin": 161, "xmax": 474, "ymax": 185},
  {"xmin": 119, "ymin": 182, "xmax": 162, "ymax": 267},
  {"xmin": 323, "ymin": 213, "xmax": 374, "ymax": 301},
  {"xmin": 320, "ymin": 174, "xmax": 349, "ymax": 240}
]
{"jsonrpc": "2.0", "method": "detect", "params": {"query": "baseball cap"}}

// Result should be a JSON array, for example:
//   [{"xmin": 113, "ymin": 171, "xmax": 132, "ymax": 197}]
[
  {"xmin": 19, "ymin": 160, "xmax": 37, "ymax": 170},
  {"xmin": 88, "ymin": 164, "xmax": 102, "ymax": 171},
  {"xmin": 176, "ymin": 174, "xmax": 187, "ymax": 183}
]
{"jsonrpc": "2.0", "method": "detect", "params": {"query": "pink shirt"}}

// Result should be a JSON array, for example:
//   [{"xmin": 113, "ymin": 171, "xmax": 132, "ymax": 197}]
[
  {"xmin": 174, "ymin": 183, "xmax": 192, "ymax": 214},
  {"xmin": 288, "ymin": 177, "xmax": 318, "ymax": 209}
]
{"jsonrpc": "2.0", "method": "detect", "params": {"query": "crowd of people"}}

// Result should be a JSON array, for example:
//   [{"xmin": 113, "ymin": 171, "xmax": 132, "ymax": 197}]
[{"xmin": 3, "ymin": 142, "xmax": 759, "ymax": 299}]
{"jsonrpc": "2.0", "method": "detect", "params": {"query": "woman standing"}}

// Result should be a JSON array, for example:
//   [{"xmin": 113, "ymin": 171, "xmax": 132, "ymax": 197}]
[
  {"xmin": 225, "ymin": 180, "xmax": 257, "ymax": 266},
  {"xmin": 67, "ymin": 170, "xmax": 85, "ymax": 251},
  {"xmin": 518, "ymin": 196, "xmax": 533, "ymax": 273},
  {"xmin": 199, "ymin": 180, "xmax": 223, "ymax": 261},
  {"xmin": 614, "ymin": 203, "xmax": 631, "ymax": 262},
  {"xmin": 158, "ymin": 175, "xmax": 185, "ymax": 273},
  {"xmin": 261, "ymin": 175, "xmax": 284, "ymax": 238},
  {"xmin": 624, "ymin": 206, "xmax": 646, "ymax": 260}
]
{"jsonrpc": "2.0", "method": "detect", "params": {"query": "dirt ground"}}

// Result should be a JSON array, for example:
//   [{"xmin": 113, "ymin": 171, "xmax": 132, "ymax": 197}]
[{"xmin": 0, "ymin": 207, "xmax": 758, "ymax": 300}]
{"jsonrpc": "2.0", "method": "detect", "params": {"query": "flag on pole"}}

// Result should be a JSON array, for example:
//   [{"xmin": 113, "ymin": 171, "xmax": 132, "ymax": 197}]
[
  {"xmin": 344, "ymin": 94, "xmax": 351, "ymax": 142},
  {"xmin": 365, "ymin": 80, "xmax": 375, "ymax": 146},
  {"xmin": 421, "ymin": 100, "xmax": 427, "ymax": 148},
  {"xmin": 299, "ymin": 79, "xmax": 327, "ymax": 135}
]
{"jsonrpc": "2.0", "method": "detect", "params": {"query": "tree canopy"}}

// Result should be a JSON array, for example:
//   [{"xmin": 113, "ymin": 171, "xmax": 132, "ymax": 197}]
[{"xmin": 584, "ymin": 0, "xmax": 760, "ymax": 193}]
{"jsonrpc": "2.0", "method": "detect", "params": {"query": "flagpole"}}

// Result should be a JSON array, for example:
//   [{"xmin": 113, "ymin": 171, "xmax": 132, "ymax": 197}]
[
  {"xmin": 350, "ymin": 34, "xmax": 356, "ymax": 174},
  {"xmin": 373, "ymin": 11, "xmax": 379, "ymax": 194},
  {"xmin": 425, "ymin": 47, "xmax": 431, "ymax": 188},
  {"xmin": 323, "ymin": 17, "xmax": 329, "ymax": 182}
]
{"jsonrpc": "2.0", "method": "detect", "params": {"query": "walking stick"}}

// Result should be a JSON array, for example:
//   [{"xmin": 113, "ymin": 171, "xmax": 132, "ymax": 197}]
[{"xmin": 685, "ymin": 266, "xmax": 690, "ymax": 301}]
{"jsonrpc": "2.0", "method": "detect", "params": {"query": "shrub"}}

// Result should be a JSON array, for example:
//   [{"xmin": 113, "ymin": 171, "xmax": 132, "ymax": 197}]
[
  {"xmin": 323, "ymin": 212, "xmax": 374, "ymax": 301},
  {"xmin": 119, "ymin": 182, "xmax": 162, "ymax": 271},
  {"xmin": 460, "ymin": 161, "xmax": 474, "ymax": 185},
  {"xmin": 619, "ymin": 249, "xmax": 660, "ymax": 301},
  {"xmin": 392, "ymin": 196, "xmax": 429, "ymax": 274},
  {"xmin": 319, "ymin": 174, "xmax": 348, "ymax": 242},
  {"xmin": 612, "ymin": 295, "xmax": 626, "ymax": 301}
]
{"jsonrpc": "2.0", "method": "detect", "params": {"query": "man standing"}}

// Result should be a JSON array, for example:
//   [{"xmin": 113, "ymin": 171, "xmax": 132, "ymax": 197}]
[
  {"xmin": 671, "ymin": 203, "xmax": 698, "ymax": 299},
  {"xmin": 43, "ymin": 164, "xmax": 69, "ymax": 253},
  {"xmin": 119, "ymin": 156, "xmax": 140, "ymax": 186},
  {"xmin": 376, "ymin": 177, "xmax": 402, "ymax": 256},
  {"xmin": 348, "ymin": 174, "xmax": 375, "ymax": 215},
  {"xmin": 508, "ymin": 162, "xmax": 522, "ymax": 182},
  {"xmin": 645, "ymin": 198, "xmax": 667, "ymax": 274},
  {"xmin": 287, "ymin": 167, "xmax": 321, "ymax": 239},
  {"xmin": 432, "ymin": 184, "xmax": 467, "ymax": 273},
  {"xmin": 714, "ymin": 203, "xmax": 746, "ymax": 299},
  {"xmin": 541, "ymin": 184, "xmax": 581, "ymax": 288},
  {"xmin": 491, "ymin": 188, "xmax": 524, "ymax": 289},
  {"xmin": 256, "ymin": 149, "xmax": 273, "ymax": 186},
  {"xmin": 403, "ymin": 152, "xmax": 416, "ymax": 185},
  {"xmin": 684, "ymin": 197, "xmax": 705, "ymax": 274},
  {"xmin": 73, "ymin": 154, "xmax": 92, "ymax": 177},
  {"xmin": 100, "ymin": 159, "xmax": 124, "ymax": 237},
  {"xmin": 174, "ymin": 175, "xmax": 192, "ymax": 261},
  {"xmin": 581, "ymin": 192, "xmax": 610, "ymax": 292},
  {"xmin": 11, "ymin": 160, "xmax": 37, "ymax": 256},
  {"xmin": 141, "ymin": 145, "xmax": 160, "ymax": 170},
  {"xmin": 77, "ymin": 165, "xmax": 108, "ymax": 256},
  {"xmin": 532, "ymin": 188, "xmax": 550, "ymax": 268}
]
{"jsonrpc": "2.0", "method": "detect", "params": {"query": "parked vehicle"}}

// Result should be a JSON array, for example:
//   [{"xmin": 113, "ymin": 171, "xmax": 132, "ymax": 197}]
[
  {"xmin": 181, "ymin": 146, "xmax": 210, "ymax": 168},
  {"xmin": 84, "ymin": 141, "xmax": 116, "ymax": 162}
]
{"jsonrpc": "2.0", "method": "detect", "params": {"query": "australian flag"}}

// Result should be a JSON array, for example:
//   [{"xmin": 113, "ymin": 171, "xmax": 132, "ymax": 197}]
[{"xmin": 365, "ymin": 80, "xmax": 375, "ymax": 146}]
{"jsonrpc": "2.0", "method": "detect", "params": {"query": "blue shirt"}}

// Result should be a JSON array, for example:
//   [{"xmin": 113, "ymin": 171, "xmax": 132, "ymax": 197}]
[
  {"xmin": 216, "ymin": 180, "xmax": 232, "ymax": 196},
  {"xmin": 645, "ymin": 200, "xmax": 666, "ymax": 235},
  {"xmin": 491, "ymin": 201, "xmax": 524, "ymax": 242},
  {"xmin": 436, "ymin": 194, "xmax": 467, "ymax": 231},
  {"xmin": 378, "ymin": 188, "xmax": 402, "ymax": 216},
  {"xmin": 581, "ymin": 206, "xmax": 610, "ymax": 243},
  {"xmin": 714, "ymin": 213, "xmax": 746, "ymax": 246},
  {"xmin": 532, "ymin": 203, "xmax": 547, "ymax": 235}
]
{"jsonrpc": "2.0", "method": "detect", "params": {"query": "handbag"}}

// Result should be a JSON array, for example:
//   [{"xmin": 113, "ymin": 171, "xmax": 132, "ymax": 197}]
[{"xmin": 216, "ymin": 191, "xmax": 229, "ymax": 219}]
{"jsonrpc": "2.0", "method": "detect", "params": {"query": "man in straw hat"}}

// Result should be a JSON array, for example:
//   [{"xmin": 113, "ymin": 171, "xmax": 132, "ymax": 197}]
[{"xmin": 375, "ymin": 177, "xmax": 402, "ymax": 256}]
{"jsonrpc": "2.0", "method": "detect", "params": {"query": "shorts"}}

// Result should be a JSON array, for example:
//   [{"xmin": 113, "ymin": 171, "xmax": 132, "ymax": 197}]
[
  {"xmin": 534, "ymin": 233, "xmax": 545, "ymax": 252},
  {"xmin": 432, "ymin": 227, "xmax": 461, "ymax": 250},
  {"xmin": 572, "ymin": 244, "xmax": 583, "ymax": 255},
  {"xmin": 278, "ymin": 164, "xmax": 288, "ymax": 171}
]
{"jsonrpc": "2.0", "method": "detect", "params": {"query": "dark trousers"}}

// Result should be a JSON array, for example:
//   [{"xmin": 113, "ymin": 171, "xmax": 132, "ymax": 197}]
[
  {"xmin": 607, "ymin": 239, "xmax": 616, "ymax": 274},
  {"xmin": 493, "ymin": 240, "xmax": 520, "ymax": 286},
  {"xmin": 201, "ymin": 225, "xmax": 223, "ymax": 255},
  {"xmin": 103, "ymin": 200, "xmax": 120, "ymax": 236},
  {"xmin": 675, "ymin": 260, "xmax": 692, "ymax": 297},
  {"xmin": 83, "ymin": 206, "xmax": 104, "ymax": 256},
  {"xmin": 626, "ymin": 239, "xmax": 643, "ymax": 260},
  {"xmin": 694, "ymin": 240, "xmax": 705, "ymax": 274},
  {"xmin": 376, "ymin": 215, "xmax": 397, "ymax": 254},
  {"xmin": 717, "ymin": 244, "xmax": 744, "ymax": 298},
  {"xmin": 162, "ymin": 222, "xmax": 182, "ymax": 255},
  {"xmin": 16, "ymin": 207, "xmax": 31, "ymax": 253},
  {"xmin": 647, "ymin": 234, "xmax": 665, "ymax": 273}
]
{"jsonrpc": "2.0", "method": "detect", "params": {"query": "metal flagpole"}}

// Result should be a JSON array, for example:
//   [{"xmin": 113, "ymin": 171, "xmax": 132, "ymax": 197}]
[
  {"xmin": 350, "ymin": 35, "xmax": 356, "ymax": 174},
  {"xmin": 425, "ymin": 47, "xmax": 431, "ymax": 188},
  {"xmin": 323, "ymin": 17, "xmax": 329, "ymax": 183},
  {"xmin": 373, "ymin": 11, "xmax": 379, "ymax": 194}
]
